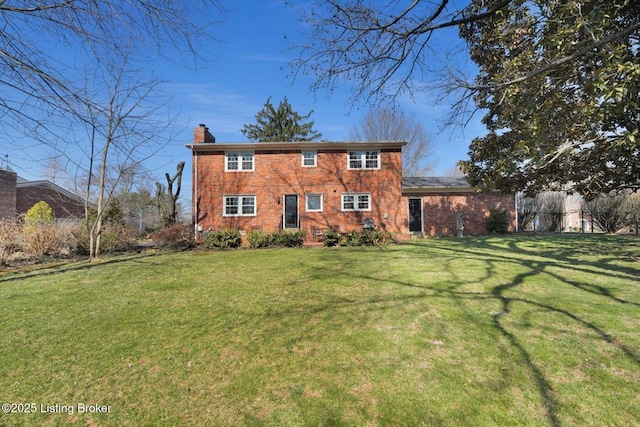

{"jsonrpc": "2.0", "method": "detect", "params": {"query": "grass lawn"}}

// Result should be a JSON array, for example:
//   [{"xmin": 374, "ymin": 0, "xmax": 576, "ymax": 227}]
[{"xmin": 0, "ymin": 235, "xmax": 639, "ymax": 426}]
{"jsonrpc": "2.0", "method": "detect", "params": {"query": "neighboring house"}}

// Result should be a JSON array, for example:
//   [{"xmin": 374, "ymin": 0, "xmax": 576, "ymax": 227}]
[
  {"xmin": 188, "ymin": 124, "xmax": 515, "ymax": 241},
  {"xmin": 0, "ymin": 167, "xmax": 89, "ymax": 221},
  {"xmin": 517, "ymin": 191, "xmax": 594, "ymax": 233},
  {"xmin": 562, "ymin": 193, "xmax": 592, "ymax": 232}
]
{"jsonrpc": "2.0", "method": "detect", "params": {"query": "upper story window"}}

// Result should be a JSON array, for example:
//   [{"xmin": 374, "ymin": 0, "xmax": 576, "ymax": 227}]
[
  {"xmin": 302, "ymin": 151, "xmax": 317, "ymax": 167},
  {"xmin": 348, "ymin": 150, "xmax": 380, "ymax": 169},
  {"xmin": 225, "ymin": 152, "xmax": 254, "ymax": 171}
]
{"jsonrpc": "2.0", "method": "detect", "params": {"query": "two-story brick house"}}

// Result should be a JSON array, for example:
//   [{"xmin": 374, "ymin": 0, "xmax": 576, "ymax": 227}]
[{"xmin": 188, "ymin": 124, "xmax": 515, "ymax": 241}]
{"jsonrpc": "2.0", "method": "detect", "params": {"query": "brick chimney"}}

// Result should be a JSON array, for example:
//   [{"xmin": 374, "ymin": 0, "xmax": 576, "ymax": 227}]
[
  {"xmin": 0, "ymin": 168, "xmax": 17, "ymax": 220},
  {"xmin": 194, "ymin": 123, "xmax": 216, "ymax": 144}
]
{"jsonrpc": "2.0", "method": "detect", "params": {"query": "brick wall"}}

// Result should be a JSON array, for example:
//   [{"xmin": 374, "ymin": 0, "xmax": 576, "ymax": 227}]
[
  {"xmin": 194, "ymin": 148, "xmax": 407, "ymax": 239},
  {"xmin": 0, "ymin": 169, "xmax": 17, "ymax": 220},
  {"xmin": 16, "ymin": 185, "xmax": 85, "ymax": 219},
  {"xmin": 416, "ymin": 192, "xmax": 516, "ymax": 236}
]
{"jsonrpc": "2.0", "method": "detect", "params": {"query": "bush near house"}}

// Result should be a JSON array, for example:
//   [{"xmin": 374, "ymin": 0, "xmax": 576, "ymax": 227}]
[
  {"xmin": 203, "ymin": 228, "xmax": 242, "ymax": 249},
  {"xmin": 324, "ymin": 228, "xmax": 390, "ymax": 247},
  {"xmin": 149, "ymin": 224, "xmax": 194, "ymax": 250},
  {"xmin": 248, "ymin": 230, "xmax": 305, "ymax": 248},
  {"xmin": 486, "ymin": 208, "xmax": 510, "ymax": 234}
]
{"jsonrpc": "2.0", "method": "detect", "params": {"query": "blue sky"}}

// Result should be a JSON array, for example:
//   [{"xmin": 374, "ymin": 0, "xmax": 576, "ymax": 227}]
[{"xmin": 4, "ymin": 1, "xmax": 484, "ymax": 204}]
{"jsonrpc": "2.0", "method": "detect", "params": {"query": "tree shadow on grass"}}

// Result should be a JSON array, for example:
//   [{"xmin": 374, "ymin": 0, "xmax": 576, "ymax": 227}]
[
  {"xmin": 304, "ymin": 239, "xmax": 640, "ymax": 426},
  {"xmin": 0, "ymin": 252, "xmax": 159, "ymax": 284},
  {"xmin": 401, "ymin": 236, "xmax": 639, "ymax": 305}
]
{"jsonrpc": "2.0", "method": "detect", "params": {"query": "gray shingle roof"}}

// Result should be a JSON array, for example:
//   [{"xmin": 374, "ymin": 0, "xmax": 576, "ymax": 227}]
[{"xmin": 402, "ymin": 176, "xmax": 471, "ymax": 189}]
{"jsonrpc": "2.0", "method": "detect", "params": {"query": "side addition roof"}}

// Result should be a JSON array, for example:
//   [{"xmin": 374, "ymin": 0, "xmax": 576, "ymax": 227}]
[{"xmin": 402, "ymin": 176, "xmax": 477, "ymax": 194}]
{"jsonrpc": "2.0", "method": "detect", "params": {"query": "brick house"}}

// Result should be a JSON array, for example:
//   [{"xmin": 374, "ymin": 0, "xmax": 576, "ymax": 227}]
[
  {"xmin": 188, "ymin": 124, "xmax": 515, "ymax": 241},
  {"xmin": 0, "ymin": 167, "xmax": 88, "ymax": 221},
  {"xmin": 403, "ymin": 177, "xmax": 515, "ymax": 236}
]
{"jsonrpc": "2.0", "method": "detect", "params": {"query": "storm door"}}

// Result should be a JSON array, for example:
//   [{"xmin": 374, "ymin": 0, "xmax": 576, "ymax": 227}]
[
  {"xmin": 408, "ymin": 198, "xmax": 423, "ymax": 232},
  {"xmin": 283, "ymin": 195, "xmax": 299, "ymax": 229}
]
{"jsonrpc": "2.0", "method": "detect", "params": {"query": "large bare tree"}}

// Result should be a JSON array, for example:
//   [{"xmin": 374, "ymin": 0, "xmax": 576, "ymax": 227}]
[
  {"xmin": 2, "ymin": 1, "xmax": 223, "ymax": 131},
  {"xmin": 348, "ymin": 108, "xmax": 434, "ymax": 176},
  {"xmin": 80, "ymin": 50, "xmax": 177, "ymax": 260},
  {"xmin": 1, "ymin": 0, "xmax": 224, "ymax": 259},
  {"xmin": 287, "ymin": 0, "xmax": 512, "ymax": 106}
]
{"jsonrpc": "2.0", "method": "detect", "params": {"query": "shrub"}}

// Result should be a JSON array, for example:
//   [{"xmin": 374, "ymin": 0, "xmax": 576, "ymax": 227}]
[
  {"xmin": 275, "ymin": 230, "xmax": 305, "ymax": 247},
  {"xmin": 360, "ymin": 230, "xmax": 389, "ymax": 246},
  {"xmin": 203, "ymin": 228, "xmax": 242, "ymax": 249},
  {"xmin": 516, "ymin": 193, "xmax": 537, "ymax": 231},
  {"xmin": 22, "ymin": 222, "xmax": 61, "ymax": 260},
  {"xmin": 486, "ymin": 208, "xmax": 509, "ymax": 234},
  {"xmin": 100, "ymin": 223, "xmax": 138, "ymax": 253},
  {"xmin": 583, "ymin": 193, "xmax": 629, "ymax": 234},
  {"xmin": 21, "ymin": 201, "xmax": 61, "ymax": 259},
  {"xmin": 325, "ymin": 229, "xmax": 390, "ymax": 247},
  {"xmin": 25, "ymin": 201, "xmax": 55, "ymax": 224},
  {"xmin": 0, "ymin": 220, "xmax": 21, "ymax": 266},
  {"xmin": 342, "ymin": 230, "xmax": 362, "ymax": 246},
  {"xmin": 150, "ymin": 224, "xmax": 194, "ymax": 250},
  {"xmin": 55, "ymin": 221, "xmax": 80, "ymax": 257},
  {"xmin": 70, "ymin": 225, "xmax": 90, "ymax": 256},
  {"xmin": 248, "ymin": 230, "xmax": 275, "ymax": 248},
  {"xmin": 536, "ymin": 192, "xmax": 564, "ymax": 232},
  {"xmin": 248, "ymin": 230, "xmax": 305, "ymax": 248},
  {"xmin": 323, "ymin": 228, "xmax": 342, "ymax": 247}
]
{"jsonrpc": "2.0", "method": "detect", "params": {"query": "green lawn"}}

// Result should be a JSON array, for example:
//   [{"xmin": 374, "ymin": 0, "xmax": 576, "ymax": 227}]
[{"xmin": 0, "ymin": 235, "xmax": 639, "ymax": 426}]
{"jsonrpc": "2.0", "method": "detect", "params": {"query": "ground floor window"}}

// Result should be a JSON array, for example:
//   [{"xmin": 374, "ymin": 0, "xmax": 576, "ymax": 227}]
[
  {"xmin": 342, "ymin": 193, "xmax": 371, "ymax": 211},
  {"xmin": 224, "ymin": 195, "xmax": 256, "ymax": 216},
  {"xmin": 306, "ymin": 194, "xmax": 323, "ymax": 212}
]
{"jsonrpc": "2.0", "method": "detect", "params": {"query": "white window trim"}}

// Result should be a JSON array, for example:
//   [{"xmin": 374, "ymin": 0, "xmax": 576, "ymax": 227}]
[
  {"xmin": 301, "ymin": 151, "xmax": 317, "ymax": 167},
  {"xmin": 348, "ymin": 150, "xmax": 380, "ymax": 170},
  {"xmin": 223, "ymin": 195, "xmax": 257, "ymax": 217},
  {"xmin": 305, "ymin": 193, "xmax": 323, "ymax": 212},
  {"xmin": 341, "ymin": 193, "xmax": 371, "ymax": 212},
  {"xmin": 225, "ymin": 151, "xmax": 255, "ymax": 172}
]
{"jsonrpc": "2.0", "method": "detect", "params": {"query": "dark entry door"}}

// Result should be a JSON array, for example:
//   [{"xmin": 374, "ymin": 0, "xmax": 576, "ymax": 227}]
[
  {"xmin": 408, "ymin": 198, "xmax": 423, "ymax": 232},
  {"xmin": 284, "ymin": 195, "xmax": 298, "ymax": 229}
]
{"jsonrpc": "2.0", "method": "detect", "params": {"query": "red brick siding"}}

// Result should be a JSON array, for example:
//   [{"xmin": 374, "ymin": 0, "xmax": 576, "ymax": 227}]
[
  {"xmin": 0, "ymin": 170, "xmax": 17, "ymax": 220},
  {"xmin": 412, "ymin": 192, "xmax": 516, "ymax": 236},
  {"xmin": 16, "ymin": 186, "xmax": 85, "ymax": 219},
  {"xmin": 193, "ymin": 148, "xmax": 407, "ymax": 239}
]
